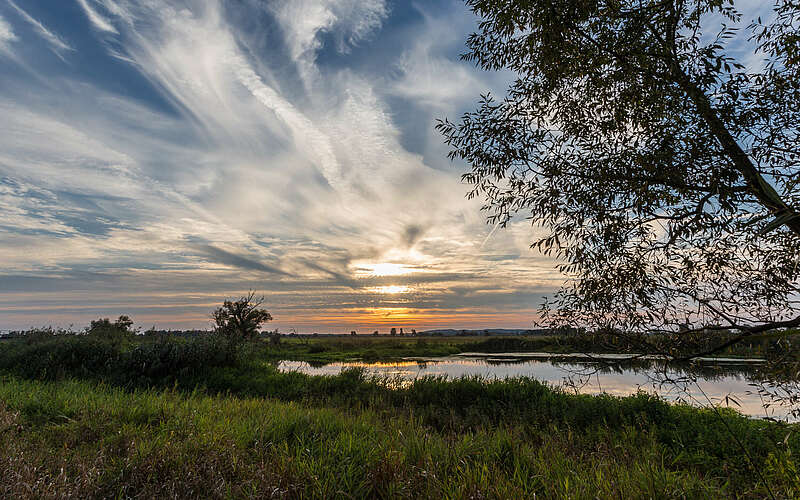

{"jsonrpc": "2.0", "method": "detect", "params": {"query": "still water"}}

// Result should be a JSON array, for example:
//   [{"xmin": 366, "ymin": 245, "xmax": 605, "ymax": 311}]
[{"xmin": 278, "ymin": 353, "xmax": 794, "ymax": 420}]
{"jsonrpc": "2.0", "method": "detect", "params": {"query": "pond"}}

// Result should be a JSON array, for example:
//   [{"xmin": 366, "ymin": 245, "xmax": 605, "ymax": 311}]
[{"xmin": 278, "ymin": 353, "xmax": 796, "ymax": 421}]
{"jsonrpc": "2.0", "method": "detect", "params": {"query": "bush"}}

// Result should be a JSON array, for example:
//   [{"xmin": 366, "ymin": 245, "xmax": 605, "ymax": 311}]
[
  {"xmin": 14, "ymin": 327, "xmax": 71, "ymax": 345},
  {"xmin": 308, "ymin": 343, "xmax": 328, "ymax": 354},
  {"xmin": 467, "ymin": 337, "xmax": 536, "ymax": 353},
  {"xmin": 116, "ymin": 335, "xmax": 233, "ymax": 385},
  {"xmin": 86, "ymin": 315, "xmax": 136, "ymax": 344},
  {"xmin": 0, "ymin": 336, "xmax": 119, "ymax": 380},
  {"xmin": 0, "ymin": 334, "xmax": 240, "ymax": 387}
]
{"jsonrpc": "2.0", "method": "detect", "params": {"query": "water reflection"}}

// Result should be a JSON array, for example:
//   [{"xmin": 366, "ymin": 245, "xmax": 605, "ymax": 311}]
[{"xmin": 278, "ymin": 355, "xmax": 792, "ymax": 420}]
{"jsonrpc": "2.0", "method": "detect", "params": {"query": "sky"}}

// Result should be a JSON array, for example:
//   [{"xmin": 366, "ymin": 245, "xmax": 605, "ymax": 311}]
[{"xmin": 0, "ymin": 0, "xmax": 772, "ymax": 333}]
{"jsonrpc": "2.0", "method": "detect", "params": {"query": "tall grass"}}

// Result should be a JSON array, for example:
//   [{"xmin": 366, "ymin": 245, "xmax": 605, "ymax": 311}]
[{"xmin": 3, "ymin": 376, "xmax": 796, "ymax": 498}]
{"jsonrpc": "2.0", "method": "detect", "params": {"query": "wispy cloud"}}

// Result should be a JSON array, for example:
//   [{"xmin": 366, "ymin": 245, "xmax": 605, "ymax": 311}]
[
  {"xmin": 74, "ymin": 0, "xmax": 118, "ymax": 34},
  {"xmin": 7, "ymin": 1, "xmax": 73, "ymax": 56},
  {"xmin": 0, "ymin": 14, "xmax": 16, "ymax": 56},
  {"xmin": 199, "ymin": 244, "xmax": 291, "ymax": 276},
  {"xmin": 271, "ymin": 0, "xmax": 388, "ymax": 87},
  {"xmin": 229, "ymin": 50, "xmax": 345, "ymax": 193}
]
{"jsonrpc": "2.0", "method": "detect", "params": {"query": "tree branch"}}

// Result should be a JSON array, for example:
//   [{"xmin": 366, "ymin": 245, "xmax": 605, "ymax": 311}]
[{"xmin": 675, "ymin": 315, "xmax": 800, "ymax": 361}]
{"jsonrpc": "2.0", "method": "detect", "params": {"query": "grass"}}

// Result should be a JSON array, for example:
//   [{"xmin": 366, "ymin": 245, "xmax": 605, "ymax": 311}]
[
  {"xmin": 253, "ymin": 334, "xmax": 624, "ymax": 363},
  {"xmin": 2, "ymin": 375, "xmax": 799, "ymax": 498},
  {"xmin": 234, "ymin": 333, "xmax": 800, "ymax": 364},
  {"xmin": 1, "ymin": 333, "xmax": 800, "ymax": 498}
]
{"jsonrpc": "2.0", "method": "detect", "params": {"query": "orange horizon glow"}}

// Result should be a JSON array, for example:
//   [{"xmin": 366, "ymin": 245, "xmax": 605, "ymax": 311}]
[
  {"xmin": 0, "ymin": 282, "xmax": 542, "ymax": 333},
  {"xmin": 0, "ymin": 305, "xmax": 540, "ymax": 334}
]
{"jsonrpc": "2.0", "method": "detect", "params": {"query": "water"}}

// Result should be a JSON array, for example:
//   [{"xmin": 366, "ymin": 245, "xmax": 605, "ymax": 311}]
[{"xmin": 278, "ymin": 353, "xmax": 795, "ymax": 420}]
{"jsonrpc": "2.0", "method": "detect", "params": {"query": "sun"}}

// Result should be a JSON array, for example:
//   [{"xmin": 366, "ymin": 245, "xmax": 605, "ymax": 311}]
[{"xmin": 362, "ymin": 263, "xmax": 411, "ymax": 277}]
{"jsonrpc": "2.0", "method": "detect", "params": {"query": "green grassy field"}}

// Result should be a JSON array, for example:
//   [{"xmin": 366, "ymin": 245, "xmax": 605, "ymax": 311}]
[
  {"xmin": 235, "ymin": 332, "xmax": 792, "ymax": 363},
  {"xmin": 1, "ymin": 333, "xmax": 799, "ymax": 498}
]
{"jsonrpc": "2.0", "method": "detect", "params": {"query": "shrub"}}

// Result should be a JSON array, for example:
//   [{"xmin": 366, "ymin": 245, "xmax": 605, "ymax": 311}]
[
  {"xmin": 15, "ymin": 327, "xmax": 70, "ymax": 345},
  {"xmin": 0, "ymin": 336, "xmax": 119, "ymax": 380},
  {"xmin": 0, "ymin": 334, "xmax": 240, "ymax": 387},
  {"xmin": 212, "ymin": 292, "xmax": 273, "ymax": 344},
  {"xmin": 86, "ymin": 315, "xmax": 136, "ymax": 343},
  {"xmin": 467, "ymin": 337, "xmax": 536, "ymax": 353},
  {"xmin": 308, "ymin": 343, "xmax": 328, "ymax": 354},
  {"xmin": 116, "ymin": 335, "xmax": 232, "ymax": 385}
]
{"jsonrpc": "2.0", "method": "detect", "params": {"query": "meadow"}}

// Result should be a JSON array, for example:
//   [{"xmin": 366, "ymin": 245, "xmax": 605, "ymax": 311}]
[
  {"xmin": 221, "ymin": 332, "xmax": 790, "ymax": 364},
  {"xmin": 1, "ymin": 331, "xmax": 799, "ymax": 498}
]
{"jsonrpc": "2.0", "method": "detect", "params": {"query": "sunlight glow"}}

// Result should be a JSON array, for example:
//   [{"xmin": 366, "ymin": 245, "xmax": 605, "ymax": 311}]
[
  {"xmin": 361, "ymin": 263, "xmax": 412, "ymax": 277},
  {"xmin": 370, "ymin": 285, "xmax": 411, "ymax": 294}
]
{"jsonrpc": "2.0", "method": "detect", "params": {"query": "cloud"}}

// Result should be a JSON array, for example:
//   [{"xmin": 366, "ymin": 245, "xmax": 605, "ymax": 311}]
[
  {"xmin": 228, "ymin": 50, "xmax": 345, "ymax": 192},
  {"xmin": 0, "ymin": 0, "xmax": 566, "ymax": 331},
  {"xmin": 0, "ymin": 14, "xmax": 16, "ymax": 56},
  {"xmin": 198, "ymin": 244, "xmax": 291, "ymax": 276},
  {"xmin": 388, "ymin": 9, "xmax": 485, "ymax": 109},
  {"xmin": 300, "ymin": 259, "xmax": 357, "ymax": 287},
  {"xmin": 7, "ymin": 1, "xmax": 73, "ymax": 56},
  {"xmin": 271, "ymin": 0, "xmax": 388, "ymax": 87},
  {"xmin": 402, "ymin": 224, "xmax": 425, "ymax": 247},
  {"xmin": 75, "ymin": 0, "xmax": 118, "ymax": 34}
]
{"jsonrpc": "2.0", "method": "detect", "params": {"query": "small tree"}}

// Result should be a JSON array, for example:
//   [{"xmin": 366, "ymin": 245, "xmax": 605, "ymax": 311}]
[
  {"xmin": 87, "ymin": 315, "xmax": 135, "ymax": 340},
  {"xmin": 114, "ymin": 315, "xmax": 134, "ymax": 332},
  {"xmin": 212, "ymin": 292, "xmax": 273, "ymax": 343}
]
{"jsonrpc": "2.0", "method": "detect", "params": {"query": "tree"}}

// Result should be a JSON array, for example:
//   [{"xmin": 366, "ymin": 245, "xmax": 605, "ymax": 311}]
[
  {"xmin": 87, "ymin": 315, "xmax": 135, "ymax": 338},
  {"xmin": 114, "ymin": 315, "xmax": 134, "ymax": 332},
  {"xmin": 212, "ymin": 292, "xmax": 273, "ymax": 342},
  {"xmin": 438, "ymin": 1, "xmax": 800, "ymax": 357}
]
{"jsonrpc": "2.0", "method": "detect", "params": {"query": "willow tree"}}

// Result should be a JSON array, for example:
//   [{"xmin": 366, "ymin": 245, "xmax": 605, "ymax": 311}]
[{"xmin": 438, "ymin": 0, "xmax": 800, "ymax": 357}]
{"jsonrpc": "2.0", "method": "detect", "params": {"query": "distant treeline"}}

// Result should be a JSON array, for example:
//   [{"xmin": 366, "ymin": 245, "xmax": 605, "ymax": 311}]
[{"xmin": 0, "ymin": 326, "xmax": 557, "ymax": 339}]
